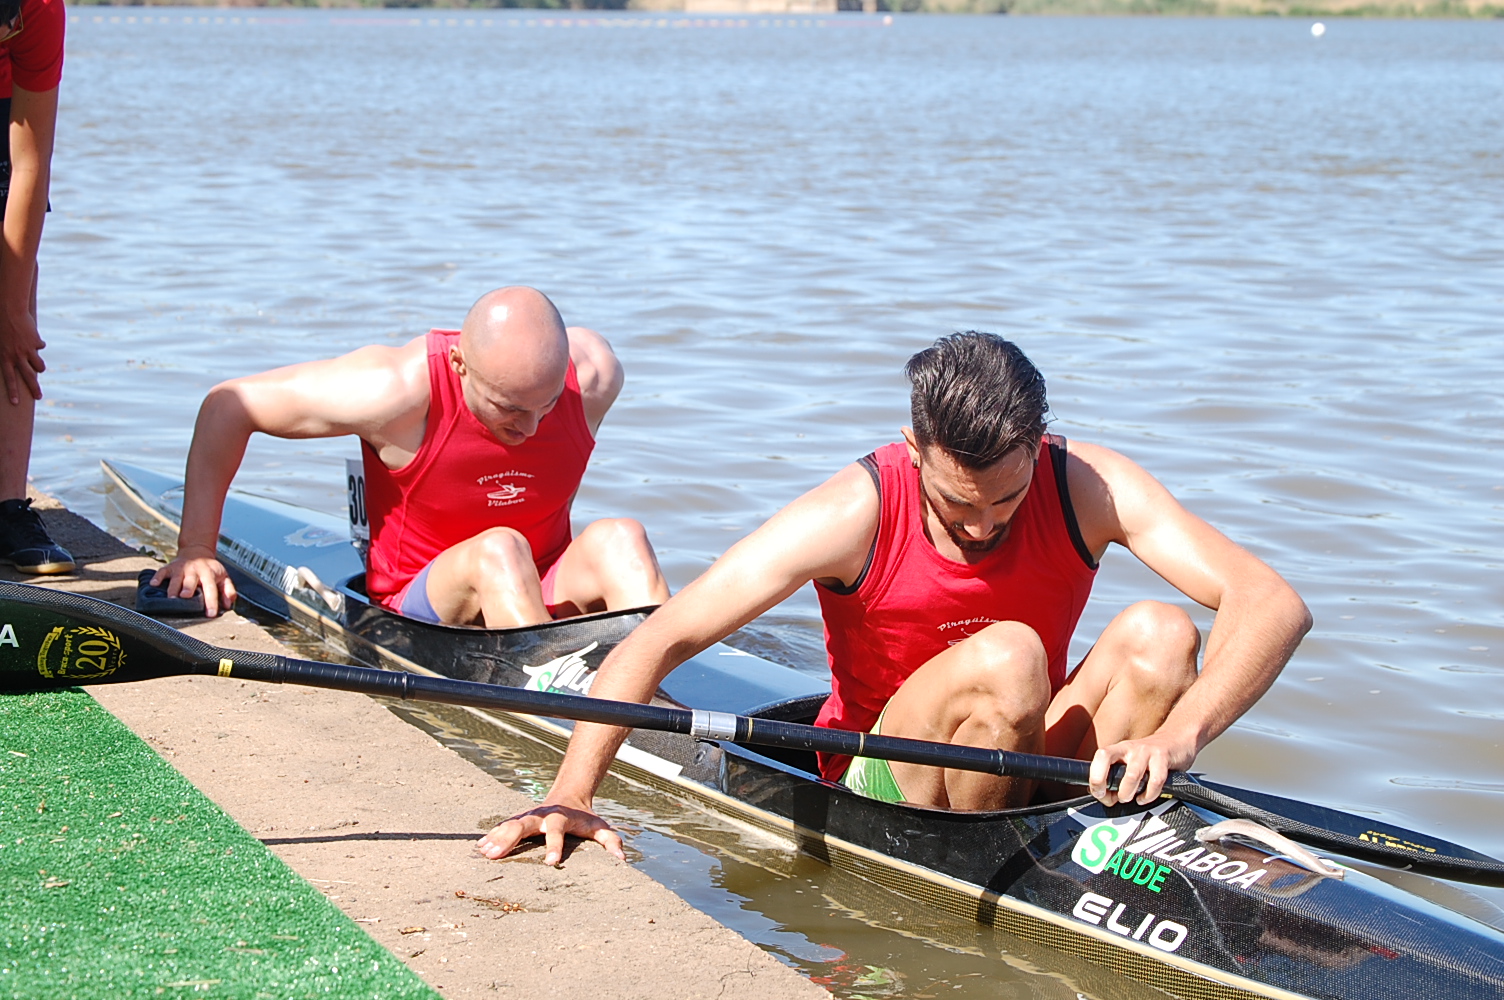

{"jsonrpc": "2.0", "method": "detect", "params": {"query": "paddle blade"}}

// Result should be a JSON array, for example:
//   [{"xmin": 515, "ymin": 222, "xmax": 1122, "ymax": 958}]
[
  {"xmin": 0, "ymin": 582, "xmax": 261, "ymax": 691},
  {"xmin": 1171, "ymin": 774, "xmax": 1504, "ymax": 887}
]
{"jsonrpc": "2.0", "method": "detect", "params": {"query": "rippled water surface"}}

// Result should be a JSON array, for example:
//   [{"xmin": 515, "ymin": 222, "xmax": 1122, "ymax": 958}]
[{"xmin": 38, "ymin": 9, "xmax": 1504, "ymax": 995}]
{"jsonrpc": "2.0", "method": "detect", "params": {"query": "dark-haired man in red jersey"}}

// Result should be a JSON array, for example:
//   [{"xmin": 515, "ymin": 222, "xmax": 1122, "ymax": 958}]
[
  {"xmin": 479, "ymin": 332, "xmax": 1312, "ymax": 866},
  {"xmin": 0, "ymin": 0, "xmax": 73, "ymax": 575},
  {"xmin": 154, "ymin": 286, "xmax": 670, "ymax": 626}
]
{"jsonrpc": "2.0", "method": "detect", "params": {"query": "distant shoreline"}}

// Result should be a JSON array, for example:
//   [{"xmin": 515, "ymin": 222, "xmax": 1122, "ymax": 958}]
[{"xmin": 65, "ymin": 0, "xmax": 1504, "ymax": 17}]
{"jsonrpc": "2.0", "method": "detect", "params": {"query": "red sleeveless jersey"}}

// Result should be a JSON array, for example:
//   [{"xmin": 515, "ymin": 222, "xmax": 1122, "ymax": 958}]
[
  {"xmin": 1, "ymin": 0, "xmax": 66, "ymax": 100},
  {"xmin": 363, "ymin": 330, "xmax": 595, "ymax": 607},
  {"xmin": 813, "ymin": 436, "xmax": 1098, "ymax": 780}
]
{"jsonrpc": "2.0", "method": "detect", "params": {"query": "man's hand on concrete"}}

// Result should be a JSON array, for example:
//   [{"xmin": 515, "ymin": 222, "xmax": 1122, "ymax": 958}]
[
  {"xmin": 476, "ymin": 797, "xmax": 625, "ymax": 867},
  {"xmin": 0, "ymin": 307, "xmax": 45, "ymax": 405},
  {"xmin": 152, "ymin": 547, "xmax": 237, "ymax": 618},
  {"xmin": 1089, "ymin": 732, "xmax": 1196, "ymax": 808}
]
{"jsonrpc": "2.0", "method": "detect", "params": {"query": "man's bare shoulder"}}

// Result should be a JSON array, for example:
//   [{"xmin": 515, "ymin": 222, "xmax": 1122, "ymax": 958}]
[
  {"xmin": 221, "ymin": 336, "xmax": 432, "ymax": 443},
  {"xmin": 567, "ymin": 327, "xmax": 621, "ymax": 390},
  {"xmin": 342, "ymin": 335, "xmax": 427, "ymax": 371},
  {"xmin": 803, "ymin": 460, "xmax": 880, "ymax": 517},
  {"xmin": 566, "ymin": 327, "xmax": 623, "ymax": 429},
  {"xmin": 566, "ymin": 324, "xmax": 612, "ymax": 358},
  {"xmin": 778, "ymin": 461, "xmax": 881, "ymax": 587},
  {"xmin": 334, "ymin": 338, "xmax": 431, "ymax": 437},
  {"xmin": 1062, "ymin": 438, "xmax": 1140, "ymax": 480},
  {"xmin": 239, "ymin": 336, "xmax": 425, "ymax": 387},
  {"xmin": 1061, "ymin": 438, "xmax": 1183, "ymax": 552},
  {"xmin": 306, "ymin": 338, "xmax": 428, "ymax": 409}
]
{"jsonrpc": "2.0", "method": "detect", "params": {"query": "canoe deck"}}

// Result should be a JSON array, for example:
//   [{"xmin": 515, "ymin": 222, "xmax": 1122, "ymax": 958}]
[{"xmin": 101, "ymin": 459, "xmax": 1504, "ymax": 1000}]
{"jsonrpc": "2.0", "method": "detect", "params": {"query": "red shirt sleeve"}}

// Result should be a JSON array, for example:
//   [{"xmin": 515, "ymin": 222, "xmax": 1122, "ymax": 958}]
[{"xmin": 3, "ymin": 0, "xmax": 66, "ymax": 96}]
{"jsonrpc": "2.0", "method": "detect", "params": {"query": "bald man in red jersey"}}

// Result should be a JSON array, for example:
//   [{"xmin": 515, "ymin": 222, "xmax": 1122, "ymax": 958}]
[{"xmin": 155, "ymin": 287, "xmax": 669, "ymax": 626}]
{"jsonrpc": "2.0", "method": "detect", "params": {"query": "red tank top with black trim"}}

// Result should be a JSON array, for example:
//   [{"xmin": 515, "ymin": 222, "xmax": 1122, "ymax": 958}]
[
  {"xmin": 813, "ymin": 435, "xmax": 1098, "ymax": 781},
  {"xmin": 362, "ymin": 330, "xmax": 595, "ymax": 608}
]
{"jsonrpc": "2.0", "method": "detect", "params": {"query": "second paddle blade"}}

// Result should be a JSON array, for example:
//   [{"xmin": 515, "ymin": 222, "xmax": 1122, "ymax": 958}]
[{"xmin": 0, "ymin": 582, "xmax": 271, "ymax": 691}]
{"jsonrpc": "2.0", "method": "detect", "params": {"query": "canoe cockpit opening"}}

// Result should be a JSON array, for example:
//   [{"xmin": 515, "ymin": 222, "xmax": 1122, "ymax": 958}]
[
  {"xmin": 743, "ymin": 693, "xmax": 828, "ymax": 776},
  {"xmin": 338, "ymin": 573, "xmax": 372, "ymax": 604}
]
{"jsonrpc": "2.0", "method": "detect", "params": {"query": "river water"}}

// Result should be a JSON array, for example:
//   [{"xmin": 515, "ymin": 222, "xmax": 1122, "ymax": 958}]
[{"xmin": 38, "ymin": 9, "xmax": 1504, "ymax": 996}]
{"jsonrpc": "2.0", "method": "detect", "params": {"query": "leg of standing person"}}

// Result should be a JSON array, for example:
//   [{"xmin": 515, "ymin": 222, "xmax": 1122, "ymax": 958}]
[
  {"xmin": 0, "ymin": 253, "xmax": 73, "ymax": 574},
  {"xmin": 0, "ymin": 0, "xmax": 72, "ymax": 574}
]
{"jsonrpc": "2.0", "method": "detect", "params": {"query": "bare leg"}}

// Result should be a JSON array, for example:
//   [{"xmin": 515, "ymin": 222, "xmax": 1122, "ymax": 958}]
[
  {"xmin": 1043, "ymin": 601, "xmax": 1200, "ymax": 795},
  {"xmin": 0, "ymin": 393, "xmax": 34, "ymax": 499},
  {"xmin": 421, "ymin": 527, "xmax": 552, "ymax": 628},
  {"xmin": 1, "ymin": 267, "xmax": 39, "ymax": 500},
  {"xmin": 879, "ymin": 621, "xmax": 1052, "ymax": 811},
  {"xmin": 544, "ymin": 518, "xmax": 669, "ymax": 616},
  {"xmin": 412, "ymin": 519, "xmax": 668, "ymax": 628}
]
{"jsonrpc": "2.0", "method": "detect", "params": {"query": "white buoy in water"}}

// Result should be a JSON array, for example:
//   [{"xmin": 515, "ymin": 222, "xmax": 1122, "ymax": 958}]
[
  {"xmin": 883, "ymin": 14, "xmax": 893, "ymax": 24},
  {"xmin": 1311, "ymin": 22, "xmax": 1326, "ymax": 36}
]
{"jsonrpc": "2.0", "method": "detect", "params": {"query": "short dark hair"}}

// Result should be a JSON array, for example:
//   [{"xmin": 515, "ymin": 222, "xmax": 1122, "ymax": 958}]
[
  {"xmin": 904, "ymin": 332, "xmax": 1048, "ymax": 469},
  {"xmin": 0, "ymin": 0, "xmax": 20, "ymax": 25}
]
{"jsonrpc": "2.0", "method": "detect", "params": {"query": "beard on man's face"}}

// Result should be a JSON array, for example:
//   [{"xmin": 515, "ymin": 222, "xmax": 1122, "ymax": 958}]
[{"xmin": 920, "ymin": 481, "xmax": 1009, "ymax": 554}]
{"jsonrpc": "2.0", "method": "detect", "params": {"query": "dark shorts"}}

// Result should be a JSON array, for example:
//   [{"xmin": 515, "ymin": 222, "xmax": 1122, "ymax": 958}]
[
  {"xmin": 1, "ymin": 96, "xmax": 13, "ymax": 201},
  {"xmin": 0, "ymin": 96, "xmax": 48, "ymax": 210},
  {"xmin": 394, "ymin": 561, "xmax": 442, "ymax": 623}
]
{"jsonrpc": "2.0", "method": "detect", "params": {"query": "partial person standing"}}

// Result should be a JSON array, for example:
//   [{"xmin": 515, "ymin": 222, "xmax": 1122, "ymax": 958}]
[{"xmin": 0, "ymin": 0, "xmax": 71, "ymax": 574}]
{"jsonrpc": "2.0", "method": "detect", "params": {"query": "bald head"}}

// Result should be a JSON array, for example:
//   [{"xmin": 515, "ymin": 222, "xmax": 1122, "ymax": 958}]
[
  {"xmin": 451, "ymin": 287, "xmax": 571, "ymax": 445},
  {"xmin": 459, "ymin": 286, "xmax": 569, "ymax": 391}
]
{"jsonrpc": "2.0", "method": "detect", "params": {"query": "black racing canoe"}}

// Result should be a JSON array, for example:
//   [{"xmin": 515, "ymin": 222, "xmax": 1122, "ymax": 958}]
[{"xmin": 101, "ymin": 459, "xmax": 1504, "ymax": 1000}]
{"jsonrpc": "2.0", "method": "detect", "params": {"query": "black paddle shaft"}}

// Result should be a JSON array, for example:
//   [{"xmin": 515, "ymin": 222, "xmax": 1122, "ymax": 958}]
[
  {"xmin": 730, "ymin": 716, "xmax": 1099, "ymax": 787},
  {"xmin": 4, "ymin": 581, "xmax": 1504, "ymax": 885},
  {"xmin": 0, "ymin": 580, "xmax": 1105, "ymax": 787},
  {"xmin": 255, "ymin": 657, "xmax": 1104, "ymax": 787}
]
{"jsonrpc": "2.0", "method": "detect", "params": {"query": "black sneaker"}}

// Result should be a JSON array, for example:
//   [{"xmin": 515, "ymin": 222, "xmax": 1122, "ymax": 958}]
[{"xmin": 0, "ymin": 498, "xmax": 76, "ymax": 575}]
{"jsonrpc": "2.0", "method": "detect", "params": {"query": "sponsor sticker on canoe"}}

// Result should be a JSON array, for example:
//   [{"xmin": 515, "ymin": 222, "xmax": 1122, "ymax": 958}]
[
  {"xmin": 1071, "ymin": 802, "xmax": 1173, "ymax": 873},
  {"xmin": 283, "ymin": 525, "xmax": 348, "ymax": 549},
  {"xmin": 522, "ymin": 642, "xmax": 600, "ymax": 695},
  {"xmin": 1072, "ymin": 891, "xmax": 1189, "ymax": 953},
  {"xmin": 1070, "ymin": 801, "xmax": 1270, "ymax": 891}
]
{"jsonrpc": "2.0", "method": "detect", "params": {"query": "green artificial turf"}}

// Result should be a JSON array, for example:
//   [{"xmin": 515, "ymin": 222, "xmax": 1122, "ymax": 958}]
[{"xmin": 0, "ymin": 688, "xmax": 439, "ymax": 1000}]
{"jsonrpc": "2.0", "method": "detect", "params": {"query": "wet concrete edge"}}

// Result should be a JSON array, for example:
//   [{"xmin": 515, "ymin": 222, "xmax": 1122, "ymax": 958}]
[{"xmin": 6, "ymin": 488, "xmax": 829, "ymax": 1000}]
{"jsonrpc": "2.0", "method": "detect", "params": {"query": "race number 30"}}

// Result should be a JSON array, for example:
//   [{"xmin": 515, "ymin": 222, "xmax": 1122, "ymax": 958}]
[{"xmin": 346, "ymin": 458, "xmax": 369, "ymax": 543}]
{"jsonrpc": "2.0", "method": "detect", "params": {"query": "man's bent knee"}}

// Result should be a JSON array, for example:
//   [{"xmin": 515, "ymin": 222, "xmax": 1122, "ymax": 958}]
[
  {"xmin": 1114, "ymin": 602, "xmax": 1199, "ymax": 693},
  {"xmin": 955, "ymin": 621, "xmax": 1047, "ymax": 671},
  {"xmin": 469, "ymin": 527, "xmax": 537, "ymax": 579},
  {"xmin": 579, "ymin": 519, "xmax": 661, "ymax": 576},
  {"xmin": 1117, "ymin": 602, "xmax": 1200, "ymax": 656},
  {"xmin": 947, "ymin": 621, "xmax": 1050, "ymax": 699},
  {"xmin": 580, "ymin": 517, "xmax": 652, "ymax": 553}
]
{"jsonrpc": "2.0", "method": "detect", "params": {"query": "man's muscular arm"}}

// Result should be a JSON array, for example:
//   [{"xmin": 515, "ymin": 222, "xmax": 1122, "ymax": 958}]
[
  {"xmin": 1067, "ymin": 441, "xmax": 1312, "ymax": 805},
  {"xmin": 476, "ymin": 462, "xmax": 879, "ymax": 865},
  {"xmin": 152, "ymin": 341, "xmax": 429, "ymax": 616},
  {"xmin": 0, "ymin": 85, "xmax": 57, "ymax": 406},
  {"xmin": 567, "ymin": 327, "xmax": 623, "ymax": 436}
]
